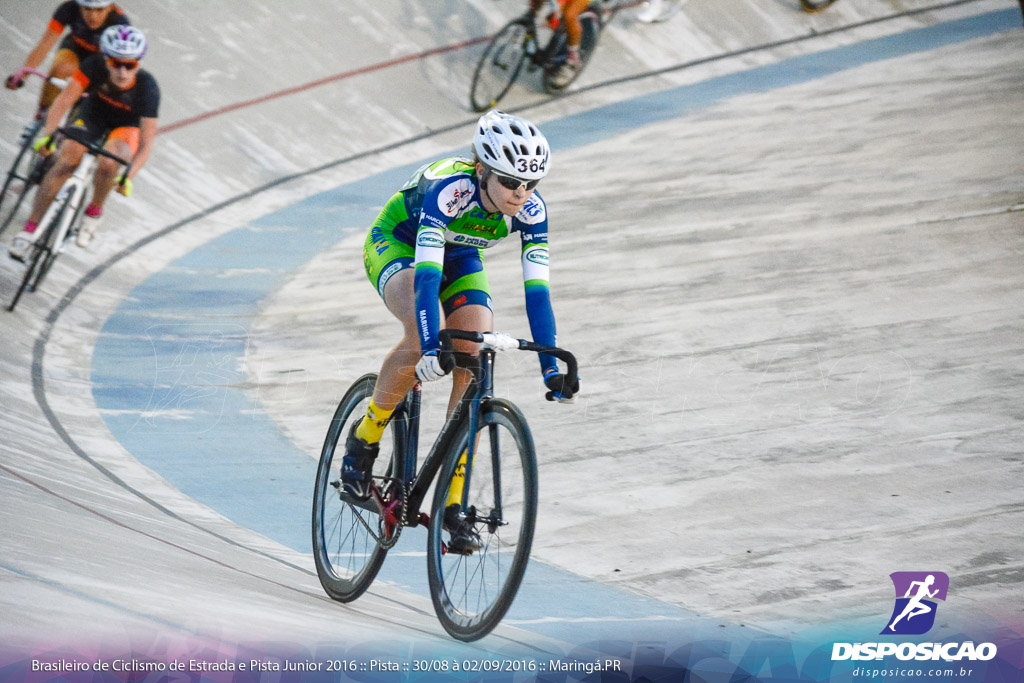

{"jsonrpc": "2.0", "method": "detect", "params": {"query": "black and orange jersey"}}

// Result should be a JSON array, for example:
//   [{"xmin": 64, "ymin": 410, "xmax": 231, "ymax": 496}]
[
  {"xmin": 50, "ymin": 2, "xmax": 130, "ymax": 59},
  {"xmin": 72, "ymin": 54, "xmax": 159, "ymax": 130}
]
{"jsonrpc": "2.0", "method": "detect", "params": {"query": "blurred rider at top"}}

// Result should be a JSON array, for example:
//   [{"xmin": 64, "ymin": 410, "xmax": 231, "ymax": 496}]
[
  {"xmin": 530, "ymin": 0, "xmax": 589, "ymax": 87},
  {"xmin": 4, "ymin": 0, "xmax": 130, "ymax": 118},
  {"xmin": 8, "ymin": 25, "xmax": 157, "ymax": 260}
]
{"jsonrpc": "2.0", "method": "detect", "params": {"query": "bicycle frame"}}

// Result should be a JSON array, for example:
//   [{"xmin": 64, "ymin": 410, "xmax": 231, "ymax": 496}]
[{"xmin": 344, "ymin": 330, "xmax": 576, "ymax": 531}]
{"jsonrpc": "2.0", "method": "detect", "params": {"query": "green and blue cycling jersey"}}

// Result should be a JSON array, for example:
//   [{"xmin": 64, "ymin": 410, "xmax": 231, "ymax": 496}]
[{"xmin": 363, "ymin": 157, "xmax": 557, "ymax": 373}]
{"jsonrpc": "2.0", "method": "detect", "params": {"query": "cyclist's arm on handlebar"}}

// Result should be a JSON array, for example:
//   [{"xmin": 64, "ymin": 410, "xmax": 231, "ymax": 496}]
[
  {"xmin": 41, "ymin": 75, "xmax": 85, "ymax": 139},
  {"xmin": 22, "ymin": 25, "xmax": 63, "ymax": 73}
]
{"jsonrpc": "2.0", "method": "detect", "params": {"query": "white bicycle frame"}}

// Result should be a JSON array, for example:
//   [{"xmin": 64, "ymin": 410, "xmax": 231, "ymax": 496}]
[{"xmin": 34, "ymin": 152, "xmax": 96, "ymax": 255}]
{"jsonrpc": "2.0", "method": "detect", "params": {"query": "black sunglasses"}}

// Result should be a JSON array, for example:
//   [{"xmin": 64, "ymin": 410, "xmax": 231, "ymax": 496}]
[
  {"xmin": 107, "ymin": 57, "xmax": 139, "ymax": 70},
  {"xmin": 491, "ymin": 171, "xmax": 540, "ymax": 192}
]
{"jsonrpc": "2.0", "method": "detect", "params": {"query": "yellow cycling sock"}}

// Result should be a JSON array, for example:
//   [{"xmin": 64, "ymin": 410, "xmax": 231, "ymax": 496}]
[
  {"xmin": 446, "ymin": 451, "xmax": 469, "ymax": 508},
  {"xmin": 355, "ymin": 399, "xmax": 394, "ymax": 444}
]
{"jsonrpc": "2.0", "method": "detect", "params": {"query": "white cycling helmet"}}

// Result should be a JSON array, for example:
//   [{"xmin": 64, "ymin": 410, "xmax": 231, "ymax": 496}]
[
  {"xmin": 100, "ymin": 25, "xmax": 147, "ymax": 60},
  {"xmin": 77, "ymin": 0, "xmax": 115, "ymax": 7},
  {"xmin": 473, "ymin": 110, "xmax": 551, "ymax": 181}
]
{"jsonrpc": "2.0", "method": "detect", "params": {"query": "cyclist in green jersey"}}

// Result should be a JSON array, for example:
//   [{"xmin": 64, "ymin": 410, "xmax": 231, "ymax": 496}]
[{"xmin": 343, "ymin": 111, "xmax": 579, "ymax": 502}]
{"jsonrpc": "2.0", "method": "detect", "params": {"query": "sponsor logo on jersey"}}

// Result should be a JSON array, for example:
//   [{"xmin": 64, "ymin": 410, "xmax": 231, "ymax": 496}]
[
  {"xmin": 517, "ymin": 196, "xmax": 546, "ymax": 224},
  {"xmin": 370, "ymin": 226, "xmax": 390, "ymax": 255},
  {"xmin": 437, "ymin": 180, "xmax": 473, "ymax": 217},
  {"xmin": 416, "ymin": 230, "xmax": 446, "ymax": 249},
  {"xmin": 377, "ymin": 261, "xmax": 403, "ymax": 296},
  {"xmin": 525, "ymin": 249, "xmax": 548, "ymax": 266},
  {"xmin": 453, "ymin": 234, "xmax": 490, "ymax": 248}
]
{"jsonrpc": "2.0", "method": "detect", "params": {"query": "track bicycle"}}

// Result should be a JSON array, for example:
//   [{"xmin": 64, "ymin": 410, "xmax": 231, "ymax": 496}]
[
  {"xmin": 470, "ymin": 0, "xmax": 615, "ymax": 111},
  {"xmin": 6, "ymin": 128, "xmax": 131, "ymax": 312},
  {"xmin": 0, "ymin": 69, "xmax": 67, "ymax": 239},
  {"xmin": 312, "ymin": 329, "xmax": 577, "ymax": 641},
  {"xmin": 800, "ymin": 0, "xmax": 840, "ymax": 11}
]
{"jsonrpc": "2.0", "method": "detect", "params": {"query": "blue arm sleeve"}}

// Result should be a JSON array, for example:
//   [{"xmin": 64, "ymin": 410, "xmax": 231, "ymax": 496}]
[
  {"xmin": 525, "ymin": 284, "xmax": 558, "ymax": 374},
  {"xmin": 515, "ymin": 193, "xmax": 558, "ymax": 375}
]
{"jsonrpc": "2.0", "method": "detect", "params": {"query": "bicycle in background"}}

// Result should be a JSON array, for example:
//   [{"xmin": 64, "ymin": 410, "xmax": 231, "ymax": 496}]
[
  {"xmin": 470, "ymin": 0, "xmax": 613, "ymax": 111},
  {"xmin": 0, "ymin": 69, "xmax": 67, "ymax": 239},
  {"xmin": 5, "ymin": 127, "xmax": 130, "ymax": 312},
  {"xmin": 312, "ymin": 329, "xmax": 577, "ymax": 641}
]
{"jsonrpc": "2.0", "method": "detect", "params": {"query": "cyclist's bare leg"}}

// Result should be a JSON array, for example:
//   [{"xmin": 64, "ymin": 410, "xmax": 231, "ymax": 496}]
[
  {"xmin": 371, "ymin": 269, "xmax": 428, "ymax": 411},
  {"xmin": 25, "ymin": 139, "xmax": 87, "ymax": 225},
  {"xmin": 444, "ymin": 303, "xmax": 493, "ymax": 415},
  {"xmin": 372, "ymin": 269, "xmax": 490, "ymax": 414},
  {"xmin": 89, "ymin": 138, "xmax": 132, "ymax": 210},
  {"xmin": 40, "ymin": 50, "xmax": 78, "ymax": 112},
  {"xmin": 563, "ymin": 0, "xmax": 589, "ymax": 51}
]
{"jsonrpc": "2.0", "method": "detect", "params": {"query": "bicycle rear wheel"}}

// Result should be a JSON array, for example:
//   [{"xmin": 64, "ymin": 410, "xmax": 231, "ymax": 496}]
[
  {"xmin": 542, "ymin": 11, "xmax": 601, "ymax": 93},
  {"xmin": 470, "ymin": 17, "xmax": 532, "ymax": 112},
  {"xmin": 427, "ymin": 398, "xmax": 537, "ymax": 641},
  {"xmin": 312, "ymin": 373, "xmax": 400, "ymax": 602},
  {"xmin": 800, "ymin": 0, "xmax": 840, "ymax": 12}
]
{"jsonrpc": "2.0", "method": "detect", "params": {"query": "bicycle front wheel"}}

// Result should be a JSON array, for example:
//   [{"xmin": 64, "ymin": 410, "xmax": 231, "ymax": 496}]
[
  {"xmin": 470, "ymin": 18, "xmax": 532, "ymax": 112},
  {"xmin": 799, "ymin": 0, "xmax": 840, "ymax": 12},
  {"xmin": 312, "ymin": 373, "xmax": 400, "ymax": 602},
  {"xmin": 427, "ymin": 398, "xmax": 538, "ymax": 641},
  {"xmin": 0, "ymin": 124, "xmax": 44, "ymax": 237},
  {"xmin": 7, "ymin": 235, "xmax": 48, "ymax": 312}
]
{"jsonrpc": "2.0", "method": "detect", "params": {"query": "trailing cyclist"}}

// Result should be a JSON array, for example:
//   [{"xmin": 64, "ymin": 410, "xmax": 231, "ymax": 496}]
[
  {"xmin": 531, "ymin": 0, "xmax": 590, "ymax": 87},
  {"xmin": 343, "ymin": 111, "xmax": 580, "ymax": 516},
  {"xmin": 8, "ymin": 25, "xmax": 158, "ymax": 261},
  {"xmin": 4, "ymin": 0, "xmax": 131, "ymax": 120}
]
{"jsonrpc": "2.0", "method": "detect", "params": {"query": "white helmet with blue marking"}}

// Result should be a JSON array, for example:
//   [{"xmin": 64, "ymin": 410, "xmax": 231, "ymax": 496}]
[
  {"xmin": 473, "ymin": 110, "xmax": 551, "ymax": 181},
  {"xmin": 100, "ymin": 25, "xmax": 147, "ymax": 60}
]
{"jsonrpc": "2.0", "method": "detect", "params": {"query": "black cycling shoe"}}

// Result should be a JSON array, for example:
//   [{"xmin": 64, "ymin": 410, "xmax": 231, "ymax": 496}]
[
  {"xmin": 444, "ymin": 504, "xmax": 483, "ymax": 555},
  {"xmin": 340, "ymin": 420, "xmax": 379, "ymax": 501}
]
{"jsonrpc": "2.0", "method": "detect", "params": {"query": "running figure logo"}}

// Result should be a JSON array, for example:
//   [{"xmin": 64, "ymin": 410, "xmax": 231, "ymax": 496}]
[{"xmin": 881, "ymin": 572, "xmax": 949, "ymax": 635}]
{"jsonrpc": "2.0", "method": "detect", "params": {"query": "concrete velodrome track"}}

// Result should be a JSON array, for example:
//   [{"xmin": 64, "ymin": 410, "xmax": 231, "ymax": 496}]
[{"xmin": 1, "ymin": 0, "xmax": 1022, "ymax": 678}]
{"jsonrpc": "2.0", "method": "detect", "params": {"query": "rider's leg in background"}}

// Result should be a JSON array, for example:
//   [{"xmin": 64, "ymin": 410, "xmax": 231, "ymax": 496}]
[
  {"xmin": 563, "ymin": 0, "xmax": 587, "ymax": 54},
  {"xmin": 39, "ymin": 49, "xmax": 79, "ymax": 115},
  {"xmin": 551, "ymin": 0, "xmax": 589, "ymax": 86}
]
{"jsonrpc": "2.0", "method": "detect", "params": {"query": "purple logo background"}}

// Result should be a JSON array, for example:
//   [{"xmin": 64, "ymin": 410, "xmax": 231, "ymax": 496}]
[{"xmin": 881, "ymin": 571, "xmax": 949, "ymax": 635}]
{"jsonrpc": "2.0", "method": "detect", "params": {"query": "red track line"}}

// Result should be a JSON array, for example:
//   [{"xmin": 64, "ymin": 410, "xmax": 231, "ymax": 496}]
[{"xmin": 158, "ymin": 34, "xmax": 493, "ymax": 135}]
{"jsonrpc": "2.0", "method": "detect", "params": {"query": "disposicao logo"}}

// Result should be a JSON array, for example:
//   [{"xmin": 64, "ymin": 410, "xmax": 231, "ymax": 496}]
[
  {"xmin": 882, "ymin": 571, "xmax": 948, "ymax": 635},
  {"xmin": 832, "ymin": 572, "xmax": 997, "ymax": 662}
]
